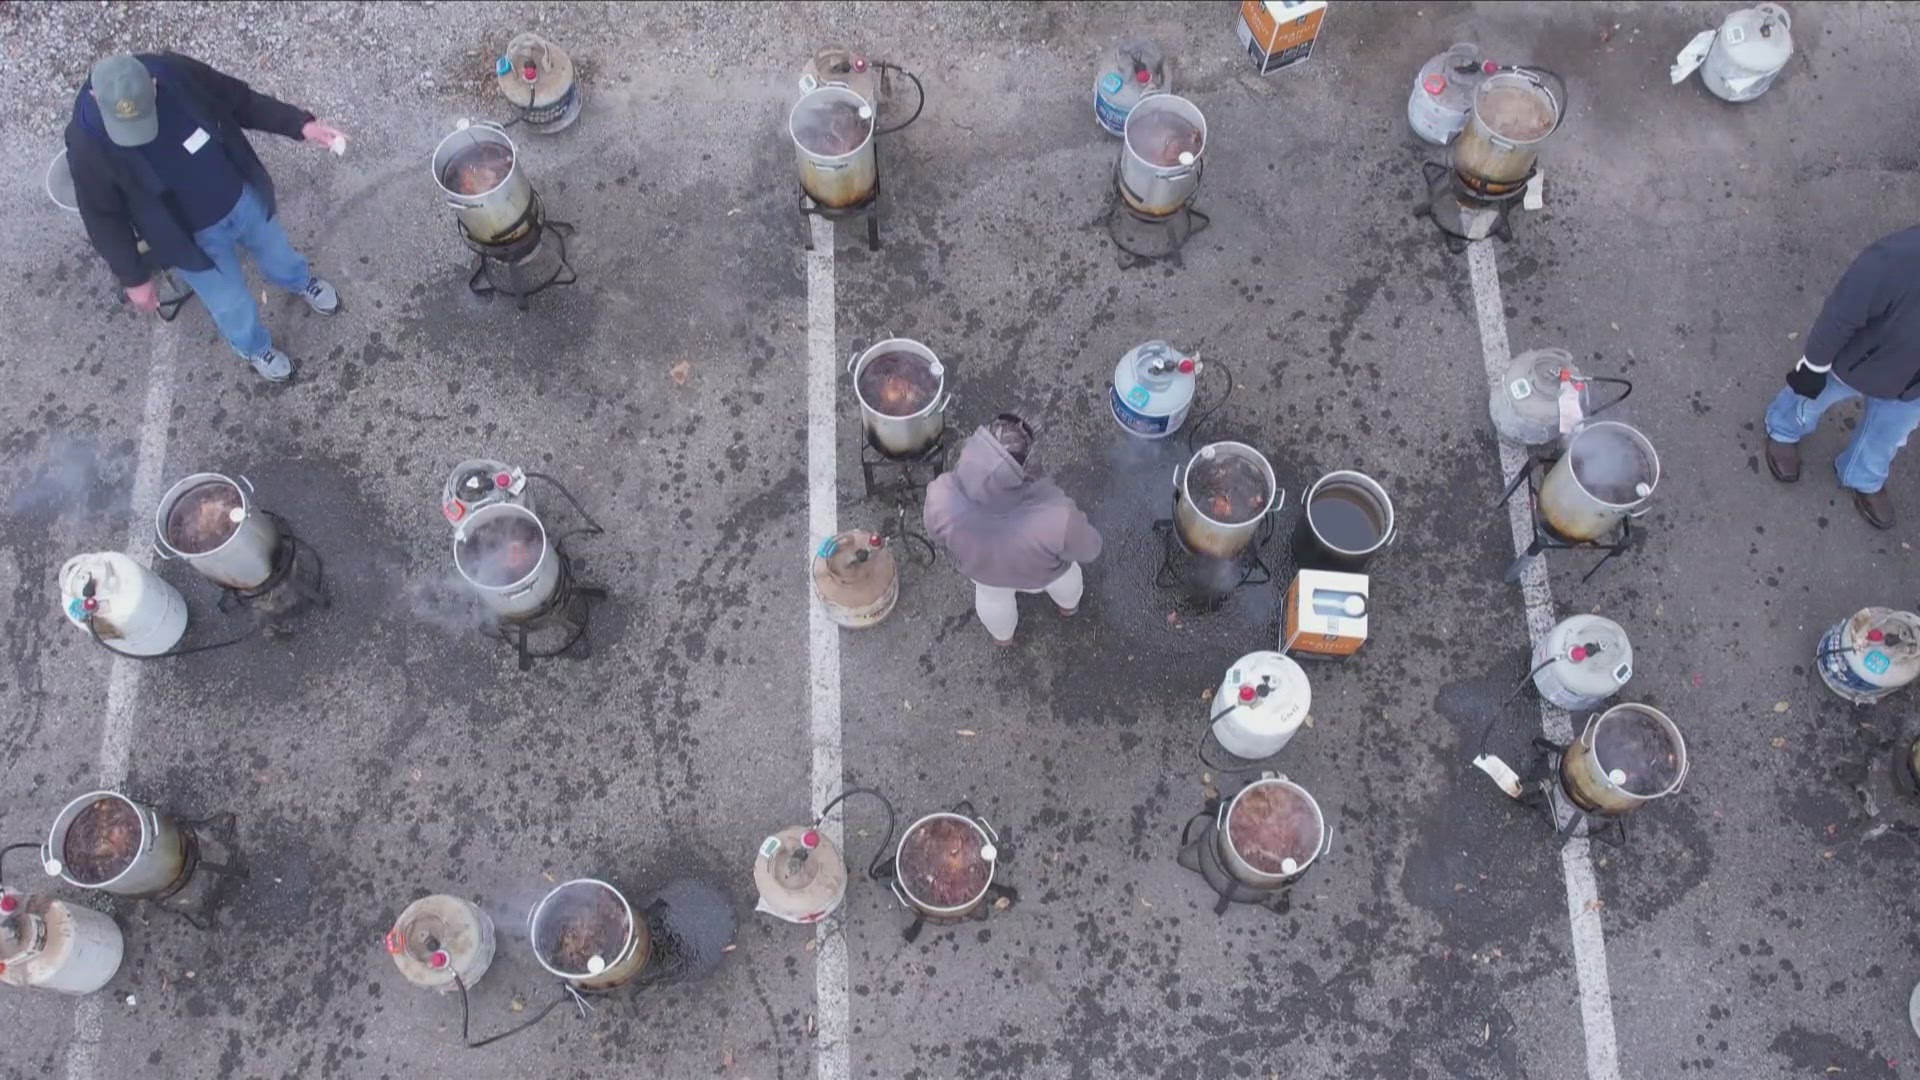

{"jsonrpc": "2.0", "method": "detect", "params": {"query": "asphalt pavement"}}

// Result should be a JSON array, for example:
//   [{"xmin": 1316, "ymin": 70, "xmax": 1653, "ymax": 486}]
[{"xmin": 1, "ymin": 2, "xmax": 1918, "ymax": 1079}]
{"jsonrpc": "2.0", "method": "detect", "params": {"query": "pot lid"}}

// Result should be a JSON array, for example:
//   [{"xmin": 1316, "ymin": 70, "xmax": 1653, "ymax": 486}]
[{"xmin": 1222, "ymin": 651, "xmax": 1311, "ymax": 732}]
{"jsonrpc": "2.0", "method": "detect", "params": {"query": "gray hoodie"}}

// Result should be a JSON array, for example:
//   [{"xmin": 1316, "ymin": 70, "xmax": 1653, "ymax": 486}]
[{"xmin": 923, "ymin": 427, "xmax": 1104, "ymax": 590}]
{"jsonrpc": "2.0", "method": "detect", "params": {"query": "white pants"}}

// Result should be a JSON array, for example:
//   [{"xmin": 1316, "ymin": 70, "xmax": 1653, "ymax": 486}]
[{"xmin": 972, "ymin": 563, "xmax": 1084, "ymax": 642}]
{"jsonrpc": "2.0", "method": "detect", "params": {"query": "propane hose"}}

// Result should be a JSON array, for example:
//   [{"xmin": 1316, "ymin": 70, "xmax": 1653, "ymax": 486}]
[
  {"xmin": 872, "ymin": 62, "xmax": 925, "ymax": 136},
  {"xmin": 1183, "ymin": 360, "xmax": 1237, "ymax": 454},
  {"xmin": 813, "ymin": 786, "xmax": 897, "ymax": 879},
  {"xmin": 0, "ymin": 841, "xmax": 41, "ymax": 890},
  {"xmin": 451, "ymin": 973, "xmax": 577, "ymax": 1048},
  {"xmin": 1196, "ymin": 700, "xmax": 1282, "ymax": 776}
]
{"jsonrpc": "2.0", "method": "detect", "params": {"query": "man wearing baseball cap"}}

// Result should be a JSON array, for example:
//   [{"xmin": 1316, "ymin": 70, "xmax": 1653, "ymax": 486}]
[{"xmin": 65, "ymin": 52, "xmax": 347, "ymax": 382}]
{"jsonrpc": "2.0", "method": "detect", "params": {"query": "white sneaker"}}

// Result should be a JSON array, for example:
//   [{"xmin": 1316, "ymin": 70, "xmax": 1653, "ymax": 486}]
[
  {"xmin": 302, "ymin": 277, "xmax": 340, "ymax": 314},
  {"xmin": 248, "ymin": 346, "xmax": 294, "ymax": 382}
]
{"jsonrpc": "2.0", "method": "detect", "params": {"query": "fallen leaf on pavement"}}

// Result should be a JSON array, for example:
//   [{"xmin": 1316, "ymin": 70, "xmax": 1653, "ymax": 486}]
[
  {"xmin": 669, "ymin": 360, "xmax": 692, "ymax": 385},
  {"xmin": 1770, "ymin": 737, "xmax": 1786, "ymax": 748},
  {"xmin": 955, "ymin": 729, "xmax": 978, "ymax": 737},
  {"xmin": 1772, "ymin": 701, "xmax": 1790, "ymax": 713}
]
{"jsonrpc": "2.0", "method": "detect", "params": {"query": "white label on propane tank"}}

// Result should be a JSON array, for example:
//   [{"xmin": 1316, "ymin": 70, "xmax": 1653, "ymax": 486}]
[{"xmin": 759, "ymin": 835, "xmax": 783, "ymax": 859}]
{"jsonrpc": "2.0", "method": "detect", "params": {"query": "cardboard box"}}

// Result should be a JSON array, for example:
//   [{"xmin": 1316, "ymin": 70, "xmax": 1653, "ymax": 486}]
[
  {"xmin": 1283, "ymin": 569, "xmax": 1369, "ymax": 659},
  {"xmin": 1236, "ymin": 0, "xmax": 1328, "ymax": 75}
]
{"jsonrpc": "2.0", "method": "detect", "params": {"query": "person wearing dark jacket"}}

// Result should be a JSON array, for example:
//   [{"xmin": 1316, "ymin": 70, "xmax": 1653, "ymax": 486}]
[
  {"xmin": 923, "ymin": 416, "xmax": 1105, "ymax": 645},
  {"xmin": 66, "ymin": 52, "xmax": 347, "ymax": 382},
  {"xmin": 1765, "ymin": 225, "xmax": 1920, "ymax": 529}
]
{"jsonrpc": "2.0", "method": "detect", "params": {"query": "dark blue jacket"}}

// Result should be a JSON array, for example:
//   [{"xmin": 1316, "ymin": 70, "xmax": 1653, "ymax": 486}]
[
  {"xmin": 1805, "ymin": 225, "xmax": 1920, "ymax": 401},
  {"xmin": 64, "ymin": 52, "xmax": 312, "ymax": 288}
]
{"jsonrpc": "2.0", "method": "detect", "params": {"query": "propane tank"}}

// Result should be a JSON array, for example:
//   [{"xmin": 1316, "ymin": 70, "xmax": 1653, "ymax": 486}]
[
  {"xmin": 1701, "ymin": 4, "xmax": 1792, "ymax": 102},
  {"xmin": 1209, "ymin": 651, "xmax": 1313, "ymax": 760},
  {"xmin": 1110, "ymin": 341, "xmax": 1200, "ymax": 439},
  {"xmin": 801, "ymin": 47, "xmax": 882, "ymax": 109},
  {"xmin": 385, "ymin": 894, "xmax": 496, "ymax": 992},
  {"xmin": 442, "ymin": 459, "xmax": 531, "ymax": 526},
  {"xmin": 812, "ymin": 530, "xmax": 899, "ymax": 628},
  {"xmin": 1094, "ymin": 41, "xmax": 1169, "ymax": 136},
  {"xmin": 496, "ymin": 32, "xmax": 583, "ymax": 133},
  {"xmin": 1489, "ymin": 348, "xmax": 1590, "ymax": 447},
  {"xmin": 753, "ymin": 826, "xmax": 848, "ymax": 924},
  {"xmin": 1817, "ymin": 607, "xmax": 1920, "ymax": 705},
  {"xmin": 1408, "ymin": 44, "xmax": 1493, "ymax": 145},
  {"xmin": 0, "ymin": 891, "xmax": 124, "ymax": 996},
  {"xmin": 59, "ymin": 552, "xmax": 188, "ymax": 656},
  {"xmin": 1530, "ymin": 614, "xmax": 1634, "ymax": 710}
]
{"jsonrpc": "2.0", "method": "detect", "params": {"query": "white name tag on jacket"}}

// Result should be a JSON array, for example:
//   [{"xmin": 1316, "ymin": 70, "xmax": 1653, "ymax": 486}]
[{"xmin": 182, "ymin": 127, "xmax": 210, "ymax": 153}]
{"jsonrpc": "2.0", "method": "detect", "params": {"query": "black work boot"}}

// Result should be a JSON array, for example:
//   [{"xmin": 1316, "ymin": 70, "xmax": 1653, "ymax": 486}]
[
  {"xmin": 1764, "ymin": 439, "xmax": 1801, "ymax": 483},
  {"xmin": 1853, "ymin": 488, "xmax": 1895, "ymax": 530}
]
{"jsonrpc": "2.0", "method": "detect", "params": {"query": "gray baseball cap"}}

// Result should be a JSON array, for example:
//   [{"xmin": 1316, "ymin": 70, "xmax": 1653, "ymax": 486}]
[{"xmin": 90, "ymin": 54, "xmax": 158, "ymax": 147}]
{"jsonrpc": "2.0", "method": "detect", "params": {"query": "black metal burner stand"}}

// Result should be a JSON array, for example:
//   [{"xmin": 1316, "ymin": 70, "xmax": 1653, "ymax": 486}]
[
  {"xmin": 1151, "ymin": 513, "xmax": 1275, "ymax": 600},
  {"xmin": 1415, "ymin": 161, "xmax": 1530, "ymax": 253},
  {"xmin": 1106, "ymin": 168, "xmax": 1212, "ymax": 266},
  {"xmin": 1514, "ymin": 739, "xmax": 1628, "ymax": 849},
  {"xmin": 801, "ymin": 154, "xmax": 881, "ymax": 252},
  {"xmin": 139, "ymin": 811, "xmax": 249, "ymax": 931},
  {"xmin": 1176, "ymin": 802, "xmax": 1296, "ymax": 916},
  {"xmin": 857, "ymin": 429, "xmax": 948, "ymax": 567},
  {"xmin": 482, "ymin": 472, "xmax": 607, "ymax": 672},
  {"xmin": 1496, "ymin": 453, "xmax": 1636, "ymax": 585},
  {"xmin": 459, "ymin": 191, "xmax": 578, "ymax": 311},
  {"xmin": 218, "ymin": 513, "xmax": 328, "ymax": 620}
]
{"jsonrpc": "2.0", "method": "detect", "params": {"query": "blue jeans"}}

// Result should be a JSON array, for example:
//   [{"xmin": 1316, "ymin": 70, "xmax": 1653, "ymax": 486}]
[
  {"xmin": 1765, "ymin": 374, "xmax": 1920, "ymax": 494},
  {"xmin": 172, "ymin": 185, "xmax": 310, "ymax": 359}
]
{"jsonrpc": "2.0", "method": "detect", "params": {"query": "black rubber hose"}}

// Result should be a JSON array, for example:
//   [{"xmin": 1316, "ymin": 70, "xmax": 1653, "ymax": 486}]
[
  {"xmin": 1184, "ymin": 359, "xmax": 1236, "ymax": 454},
  {"xmin": 872, "ymin": 62, "xmax": 925, "ymax": 136},
  {"xmin": 453, "ymin": 973, "xmax": 570, "ymax": 1048},
  {"xmin": 815, "ymin": 786, "xmax": 898, "ymax": 879}
]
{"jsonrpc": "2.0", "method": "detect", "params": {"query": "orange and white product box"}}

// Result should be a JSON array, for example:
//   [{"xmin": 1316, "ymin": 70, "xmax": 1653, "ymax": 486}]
[
  {"xmin": 1236, "ymin": 0, "xmax": 1328, "ymax": 75},
  {"xmin": 1283, "ymin": 569, "xmax": 1369, "ymax": 659}
]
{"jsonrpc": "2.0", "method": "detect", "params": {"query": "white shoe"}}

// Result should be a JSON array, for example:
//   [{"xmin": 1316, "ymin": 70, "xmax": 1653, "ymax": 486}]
[
  {"xmin": 302, "ymin": 277, "xmax": 340, "ymax": 314},
  {"xmin": 248, "ymin": 346, "xmax": 294, "ymax": 382}
]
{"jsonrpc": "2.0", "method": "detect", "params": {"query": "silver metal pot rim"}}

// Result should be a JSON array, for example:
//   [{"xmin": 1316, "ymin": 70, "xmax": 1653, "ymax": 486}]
[
  {"xmin": 1578, "ymin": 704, "xmax": 1688, "ymax": 800},
  {"xmin": 1217, "ymin": 777, "xmax": 1327, "ymax": 880},
  {"xmin": 1122, "ymin": 93, "xmax": 1207, "ymax": 176},
  {"xmin": 452, "ymin": 503, "xmax": 550, "ymax": 594},
  {"xmin": 44, "ymin": 790, "xmax": 153, "ymax": 889},
  {"xmin": 1179, "ymin": 442, "xmax": 1278, "ymax": 530},
  {"xmin": 1303, "ymin": 470, "xmax": 1396, "ymax": 556},
  {"xmin": 851, "ymin": 339, "xmax": 947, "ymax": 422},
  {"xmin": 788, "ymin": 85, "xmax": 875, "ymax": 162},
  {"xmin": 528, "ymin": 877, "xmax": 637, "ymax": 980},
  {"xmin": 1564, "ymin": 421, "xmax": 1661, "ymax": 509},
  {"xmin": 154, "ymin": 472, "xmax": 255, "ymax": 560},
  {"xmin": 431, "ymin": 121, "xmax": 519, "ymax": 202},
  {"xmin": 893, "ymin": 811, "xmax": 997, "ymax": 915},
  {"xmin": 1472, "ymin": 70, "xmax": 1562, "ymax": 147}
]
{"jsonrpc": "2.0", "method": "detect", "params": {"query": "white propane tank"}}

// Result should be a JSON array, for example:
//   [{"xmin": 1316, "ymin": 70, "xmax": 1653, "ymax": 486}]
[
  {"xmin": 0, "ymin": 893, "xmax": 124, "ymax": 996},
  {"xmin": 1110, "ymin": 341, "xmax": 1200, "ymax": 439},
  {"xmin": 1702, "ymin": 4, "xmax": 1792, "ymax": 102},
  {"xmin": 385, "ymin": 895, "xmax": 496, "ymax": 993},
  {"xmin": 1210, "ymin": 651, "xmax": 1312, "ymax": 759},
  {"xmin": 1407, "ymin": 43, "xmax": 1490, "ymax": 145},
  {"xmin": 1817, "ymin": 607, "xmax": 1920, "ymax": 705},
  {"xmin": 753, "ymin": 826, "xmax": 848, "ymax": 924},
  {"xmin": 58, "ymin": 553, "xmax": 188, "ymax": 656},
  {"xmin": 1530, "ymin": 614, "xmax": 1634, "ymax": 710},
  {"xmin": 1489, "ymin": 348, "xmax": 1587, "ymax": 447}
]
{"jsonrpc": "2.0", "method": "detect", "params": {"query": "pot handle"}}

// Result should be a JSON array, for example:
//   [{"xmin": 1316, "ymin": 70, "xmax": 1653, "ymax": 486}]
[
  {"xmin": 137, "ymin": 804, "xmax": 159, "ymax": 855},
  {"xmin": 1578, "ymin": 711, "xmax": 1603, "ymax": 750},
  {"xmin": 236, "ymin": 474, "xmax": 255, "ymax": 494},
  {"xmin": 1172, "ymin": 463, "xmax": 1185, "ymax": 496},
  {"xmin": 887, "ymin": 877, "xmax": 913, "ymax": 910},
  {"xmin": 152, "ymin": 542, "xmax": 173, "ymax": 562},
  {"xmin": 846, "ymin": 349, "xmax": 861, "ymax": 375},
  {"xmin": 1318, "ymin": 816, "xmax": 1335, "ymax": 860},
  {"xmin": 1266, "ymin": 486, "xmax": 1289, "ymax": 515},
  {"xmin": 973, "ymin": 816, "xmax": 999, "ymax": 846}
]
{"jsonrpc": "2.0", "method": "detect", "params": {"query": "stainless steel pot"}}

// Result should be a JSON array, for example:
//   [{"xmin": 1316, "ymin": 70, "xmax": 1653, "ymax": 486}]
[
  {"xmin": 1119, "ymin": 93, "xmax": 1206, "ymax": 216},
  {"xmin": 789, "ymin": 84, "xmax": 877, "ymax": 209},
  {"xmin": 431, "ymin": 121, "xmax": 534, "ymax": 244},
  {"xmin": 1293, "ymin": 470, "xmax": 1395, "ymax": 571},
  {"xmin": 452, "ymin": 503, "xmax": 562, "ymax": 620},
  {"xmin": 43, "ymin": 791, "xmax": 188, "ymax": 897},
  {"xmin": 1174, "ymin": 442, "xmax": 1283, "ymax": 559},
  {"xmin": 154, "ymin": 472, "xmax": 282, "ymax": 590},
  {"xmin": 889, "ymin": 811, "xmax": 998, "ymax": 918},
  {"xmin": 1539, "ymin": 420, "xmax": 1658, "ymax": 541},
  {"xmin": 529, "ymin": 878, "xmax": 650, "ymax": 991},
  {"xmin": 1216, "ymin": 776, "xmax": 1330, "ymax": 887},
  {"xmin": 1561, "ymin": 703, "xmax": 1687, "ymax": 815},
  {"xmin": 849, "ymin": 338, "xmax": 950, "ymax": 458},
  {"xmin": 1450, "ymin": 68, "xmax": 1564, "ymax": 190}
]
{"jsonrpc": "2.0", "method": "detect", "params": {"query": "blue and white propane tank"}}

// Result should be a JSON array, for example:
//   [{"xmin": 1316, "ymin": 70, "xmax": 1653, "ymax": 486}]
[
  {"xmin": 1110, "ymin": 340, "xmax": 1200, "ymax": 439},
  {"xmin": 1816, "ymin": 607, "xmax": 1920, "ymax": 705}
]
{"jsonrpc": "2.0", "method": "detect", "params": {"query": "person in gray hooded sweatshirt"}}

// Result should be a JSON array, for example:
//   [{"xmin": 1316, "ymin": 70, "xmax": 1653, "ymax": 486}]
[{"xmin": 924, "ymin": 415, "xmax": 1104, "ymax": 645}]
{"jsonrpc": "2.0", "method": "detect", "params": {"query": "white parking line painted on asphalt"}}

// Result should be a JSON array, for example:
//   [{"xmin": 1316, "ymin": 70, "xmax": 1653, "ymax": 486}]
[
  {"xmin": 805, "ymin": 215, "xmax": 852, "ymax": 1080},
  {"xmin": 1466, "ymin": 239, "xmax": 1622, "ymax": 1080},
  {"xmin": 65, "ymin": 322, "xmax": 181, "ymax": 1080}
]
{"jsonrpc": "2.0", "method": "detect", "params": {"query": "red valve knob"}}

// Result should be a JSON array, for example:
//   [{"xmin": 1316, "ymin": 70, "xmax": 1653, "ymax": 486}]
[
  {"xmin": 429, "ymin": 950, "xmax": 450, "ymax": 969},
  {"xmin": 1868, "ymin": 629, "xmax": 1886, "ymax": 643},
  {"xmin": 494, "ymin": 472, "xmax": 512, "ymax": 489},
  {"xmin": 1238, "ymin": 685, "xmax": 1256, "ymax": 703},
  {"xmin": 82, "ymin": 597, "xmax": 100, "ymax": 613},
  {"xmin": 1177, "ymin": 358, "xmax": 1196, "ymax": 374},
  {"xmin": 801, "ymin": 829, "xmax": 821, "ymax": 849},
  {"xmin": 1423, "ymin": 74, "xmax": 1446, "ymax": 95},
  {"xmin": 868, "ymin": 534, "xmax": 884, "ymax": 548},
  {"xmin": 1569, "ymin": 646, "xmax": 1588, "ymax": 662},
  {"xmin": 0, "ymin": 894, "xmax": 17, "ymax": 914},
  {"xmin": 1483, "ymin": 61, "xmax": 1498, "ymax": 74},
  {"xmin": 521, "ymin": 63, "xmax": 538, "ymax": 83},
  {"xmin": 1136, "ymin": 69, "xmax": 1152, "ymax": 84}
]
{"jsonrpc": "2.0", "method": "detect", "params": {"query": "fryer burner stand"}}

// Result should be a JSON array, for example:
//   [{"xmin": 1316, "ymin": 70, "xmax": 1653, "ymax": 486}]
[
  {"xmin": 137, "ymin": 810, "xmax": 248, "ymax": 930},
  {"xmin": 801, "ymin": 151, "xmax": 881, "ymax": 252},
  {"xmin": 1496, "ymin": 452, "xmax": 1637, "ymax": 585},
  {"xmin": 1176, "ymin": 804, "xmax": 1296, "ymax": 916},
  {"xmin": 457, "ymin": 191, "xmax": 578, "ymax": 311},
  {"xmin": 857, "ymin": 428, "xmax": 948, "ymax": 567},
  {"xmin": 1105, "ymin": 166, "xmax": 1211, "ymax": 266},
  {"xmin": 216, "ymin": 512, "xmax": 328, "ymax": 619},
  {"xmin": 1151, "ymin": 511, "xmax": 1276, "ymax": 598},
  {"xmin": 480, "ymin": 471, "xmax": 607, "ymax": 671},
  {"xmin": 1516, "ymin": 739, "xmax": 1628, "ymax": 849},
  {"xmin": 1415, "ymin": 161, "xmax": 1531, "ymax": 253}
]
